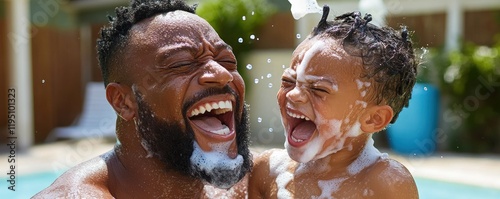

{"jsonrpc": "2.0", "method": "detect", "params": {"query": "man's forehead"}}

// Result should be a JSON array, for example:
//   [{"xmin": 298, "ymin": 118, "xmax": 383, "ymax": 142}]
[{"xmin": 128, "ymin": 11, "xmax": 217, "ymax": 48}]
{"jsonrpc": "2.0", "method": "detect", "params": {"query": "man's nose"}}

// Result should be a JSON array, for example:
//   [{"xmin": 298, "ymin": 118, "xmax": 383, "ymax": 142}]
[
  {"xmin": 286, "ymin": 87, "xmax": 307, "ymax": 103},
  {"xmin": 198, "ymin": 60, "xmax": 233, "ymax": 86}
]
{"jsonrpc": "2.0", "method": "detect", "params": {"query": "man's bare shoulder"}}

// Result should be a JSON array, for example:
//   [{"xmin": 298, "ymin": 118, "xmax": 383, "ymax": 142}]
[
  {"xmin": 33, "ymin": 153, "xmax": 113, "ymax": 199},
  {"xmin": 363, "ymin": 158, "xmax": 418, "ymax": 198}
]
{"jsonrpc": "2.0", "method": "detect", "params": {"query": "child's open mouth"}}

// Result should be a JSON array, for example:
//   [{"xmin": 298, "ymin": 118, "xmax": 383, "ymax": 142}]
[{"xmin": 286, "ymin": 110, "xmax": 316, "ymax": 147}]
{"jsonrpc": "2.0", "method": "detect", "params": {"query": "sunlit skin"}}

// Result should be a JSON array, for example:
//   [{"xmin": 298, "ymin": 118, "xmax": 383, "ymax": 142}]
[
  {"xmin": 248, "ymin": 36, "xmax": 418, "ymax": 199},
  {"xmin": 34, "ymin": 11, "xmax": 247, "ymax": 198}
]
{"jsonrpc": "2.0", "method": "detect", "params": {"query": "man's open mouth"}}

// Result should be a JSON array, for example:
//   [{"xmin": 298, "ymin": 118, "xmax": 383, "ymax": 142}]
[
  {"xmin": 188, "ymin": 100, "xmax": 235, "ymax": 139},
  {"xmin": 286, "ymin": 109, "xmax": 316, "ymax": 147}
]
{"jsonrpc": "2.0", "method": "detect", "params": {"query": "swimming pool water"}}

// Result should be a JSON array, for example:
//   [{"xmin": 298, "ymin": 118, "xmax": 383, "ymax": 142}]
[{"xmin": 1, "ymin": 172, "xmax": 499, "ymax": 198}]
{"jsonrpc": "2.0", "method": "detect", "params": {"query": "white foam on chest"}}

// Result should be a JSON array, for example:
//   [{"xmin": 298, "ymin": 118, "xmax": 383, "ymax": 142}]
[{"xmin": 269, "ymin": 150, "xmax": 294, "ymax": 199}]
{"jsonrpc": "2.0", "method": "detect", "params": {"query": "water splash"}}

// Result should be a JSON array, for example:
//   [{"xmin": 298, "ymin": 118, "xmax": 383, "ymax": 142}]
[
  {"xmin": 238, "ymin": 38, "xmax": 243, "ymax": 43},
  {"xmin": 288, "ymin": 0, "xmax": 322, "ymax": 20},
  {"xmin": 246, "ymin": 64, "xmax": 253, "ymax": 70}
]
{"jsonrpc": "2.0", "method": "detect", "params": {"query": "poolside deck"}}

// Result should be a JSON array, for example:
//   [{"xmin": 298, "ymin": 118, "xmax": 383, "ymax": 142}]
[{"xmin": 1, "ymin": 138, "xmax": 499, "ymax": 190}]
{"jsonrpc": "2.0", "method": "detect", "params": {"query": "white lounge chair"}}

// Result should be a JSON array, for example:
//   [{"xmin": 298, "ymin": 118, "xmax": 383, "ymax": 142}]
[{"xmin": 46, "ymin": 82, "xmax": 116, "ymax": 141}]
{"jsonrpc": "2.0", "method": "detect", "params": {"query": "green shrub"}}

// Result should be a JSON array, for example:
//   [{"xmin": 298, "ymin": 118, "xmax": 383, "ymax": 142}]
[{"xmin": 426, "ymin": 38, "xmax": 500, "ymax": 153}]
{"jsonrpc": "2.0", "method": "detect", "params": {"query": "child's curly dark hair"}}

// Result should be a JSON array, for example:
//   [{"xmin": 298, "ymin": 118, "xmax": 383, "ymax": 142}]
[
  {"xmin": 96, "ymin": 0, "xmax": 196, "ymax": 86},
  {"xmin": 312, "ymin": 6, "xmax": 418, "ymax": 123}
]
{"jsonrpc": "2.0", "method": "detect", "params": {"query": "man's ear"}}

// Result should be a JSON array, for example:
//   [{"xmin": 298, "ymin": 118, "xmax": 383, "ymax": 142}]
[
  {"xmin": 359, "ymin": 105, "xmax": 394, "ymax": 133},
  {"xmin": 106, "ymin": 83, "xmax": 136, "ymax": 121}
]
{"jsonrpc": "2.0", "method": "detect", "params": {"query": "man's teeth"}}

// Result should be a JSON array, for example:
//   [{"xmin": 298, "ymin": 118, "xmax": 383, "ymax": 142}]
[
  {"xmin": 287, "ymin": 111, "xmax": 310, "ymax": 121},
  {"xmin": 211, "ymin": 124, "xmax": 230, "ymax": 135},
  {"xmin": 190, "ymin": 100, "xmax": 232, "ymax": 117}
]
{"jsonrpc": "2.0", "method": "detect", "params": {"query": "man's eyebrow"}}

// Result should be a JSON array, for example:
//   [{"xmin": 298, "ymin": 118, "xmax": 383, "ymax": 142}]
[
  {"xmin": 304, "ymin": 75, "xmax": 336, "ymax": 85},
  {"xmin": 158, "ymin": 43, "xmax": 197, "ymax": 56},
  {"xmin": 213, "ymin": 41, "xmax": 233, "ymax": 52}
]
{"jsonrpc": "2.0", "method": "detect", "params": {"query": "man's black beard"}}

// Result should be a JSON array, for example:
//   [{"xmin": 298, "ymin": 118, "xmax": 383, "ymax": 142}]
[{"xmin": 133, "ymin": 86, "xmax": 252, "ymax": 189}]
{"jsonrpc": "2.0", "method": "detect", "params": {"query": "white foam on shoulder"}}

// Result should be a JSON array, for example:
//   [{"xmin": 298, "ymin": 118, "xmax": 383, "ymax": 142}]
[
  {"xmin": 312, "ymin": 177, "xmax": 347, "ymax": 199},
  {"xmin": 288, "ymin": 0, "xmax": 322, "ymax": 20},
  {"xmin": 269, "ymin": 150, "xmax": 294, "ymax": 198},
  {"xmin": 347, "ymin": 137, "xmax": 381, "ymax": 175}
]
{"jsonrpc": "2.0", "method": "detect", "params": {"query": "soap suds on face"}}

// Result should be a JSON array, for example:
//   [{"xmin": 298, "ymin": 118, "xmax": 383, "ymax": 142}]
[
  {"xmin": 190, "ymin": 142, "xmax": 244, "ymax": 188},
  {"xmin": 312, "ymin": 177, "xmax": 347, "ymax": 199},
  {"xmin": 360, "ymin": 91, "xmax": 367, "ymax": 97},
  {"xmin": 347, "ymin": 137, "xmax": 381, "ymax": 175},
  {"xmin": 355, "ymin": 100, "xmax": 367, "ymax": 108},
  {"xmin": 297, "ymin": 41, "xmax": 325, "ymax": 83},
  {"xmin": 345, "ymin": 121, "xmax": 362, "ymax": 137},
  {"xmin": 269, "ymin": 150, "xmax": 293, "ymax": 198}
]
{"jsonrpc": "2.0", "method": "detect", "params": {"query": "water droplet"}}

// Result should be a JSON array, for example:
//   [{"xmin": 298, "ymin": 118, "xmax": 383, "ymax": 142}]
[
  {"xmin": 296, "ymin": 34, "xmax": 301, "ymax": 39},
  {"xmin": 282, "ymin": 65, "xmax": 286, "ymax": 69},
  {"xmin": 267, "ymin": 73, "xmax": 272, "ymax": 78},
  {"xmin": 268, "ymin": 83, "xmax": 273, "ymax": 88},
  {"xmin": 269, "ymin": 128, "xmax": 274, "ymax": 132},
  {"xmin": 251, "ymin": 11, "xmax": 255, "ymax": 15},
  {"xmin": 424, "ymin": 87, "xmax": 428, "ymax": 91},
  {"xmin": 242, "ymin": 16, "xmax": 246, "ymax": 21},
  {"xmin": 256, "ymin": 38, "xmax": 260, "ymax": 41},
  {"xmin": 246, "ymin": 64, "xmax": 253, "ymax": 70},
  {"xmin": 258, "ymin": 117, "xmax": 262, "ymax": 123},
  {"xmin": 254, "ymin": 79, "xmax": 259, "ymax": 84},
  {"xmin": 261, "ymin": 76, "xmax": 264, "ymax": 79},
  {"xmin": 440, "ymin": 156, "xmax": 443, "ymax": 158},
  {"xmin": 267, "ymin": 58, "xmax": 272, "ymax": 63},
  {"xmin": 271, "ymin": 25, "xmax": 274, "ymax": 28},
  {"xmin": 238, "ymin": 38, "xmax": 243, "ymax": 43},
  {"xmin": 250, "ymin": 34, "xmax": 255, "ymax": 40},
  {"xmin": 41, "ymin": 79, "xmax": 45, "ymax": 84}
]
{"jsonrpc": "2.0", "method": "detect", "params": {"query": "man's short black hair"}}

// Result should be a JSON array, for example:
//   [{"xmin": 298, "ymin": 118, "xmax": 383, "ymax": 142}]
[
  {"xmin": 97, "ymin": 0, "xmax": 196, "ymax": 86},
  {"xmin": 312, "ymin": 6, "xmax": 418, "ymax": 123}
]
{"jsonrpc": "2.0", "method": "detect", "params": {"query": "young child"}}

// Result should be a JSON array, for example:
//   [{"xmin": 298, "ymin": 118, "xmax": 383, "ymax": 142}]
[{"xmin": 248, "ymin": 6, "xmax": 419, "ymax": 199}]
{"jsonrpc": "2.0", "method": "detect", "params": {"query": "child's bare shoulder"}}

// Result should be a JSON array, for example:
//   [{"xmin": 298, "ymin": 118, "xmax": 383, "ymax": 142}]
[{"xmin": 364, "ymin": 158, "xmax": 418, "ymax": 198}]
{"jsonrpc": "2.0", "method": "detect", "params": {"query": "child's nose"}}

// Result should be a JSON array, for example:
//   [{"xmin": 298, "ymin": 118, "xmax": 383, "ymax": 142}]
[
  {"xmin": 198, "ymin": 61, "xmax": 233, "ymax": 87},
  {"xmin": 286, "ymin": 87, "xmax": 307, "ymax": 103}
]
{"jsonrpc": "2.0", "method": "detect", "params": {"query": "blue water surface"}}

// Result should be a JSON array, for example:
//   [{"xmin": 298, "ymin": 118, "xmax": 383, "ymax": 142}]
[{"xmin": 1, "ymin": 172, "xmax": 499, "ymax": 198}]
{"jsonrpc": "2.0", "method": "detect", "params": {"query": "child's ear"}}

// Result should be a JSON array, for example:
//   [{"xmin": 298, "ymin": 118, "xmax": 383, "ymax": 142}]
[
  {"xmin": 105, "ymin": 83, "xmax": 137, "ymax": 121},
  {"xmin": 360, "ymin": 105, "xmax": 394, "ymax": 133}
]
